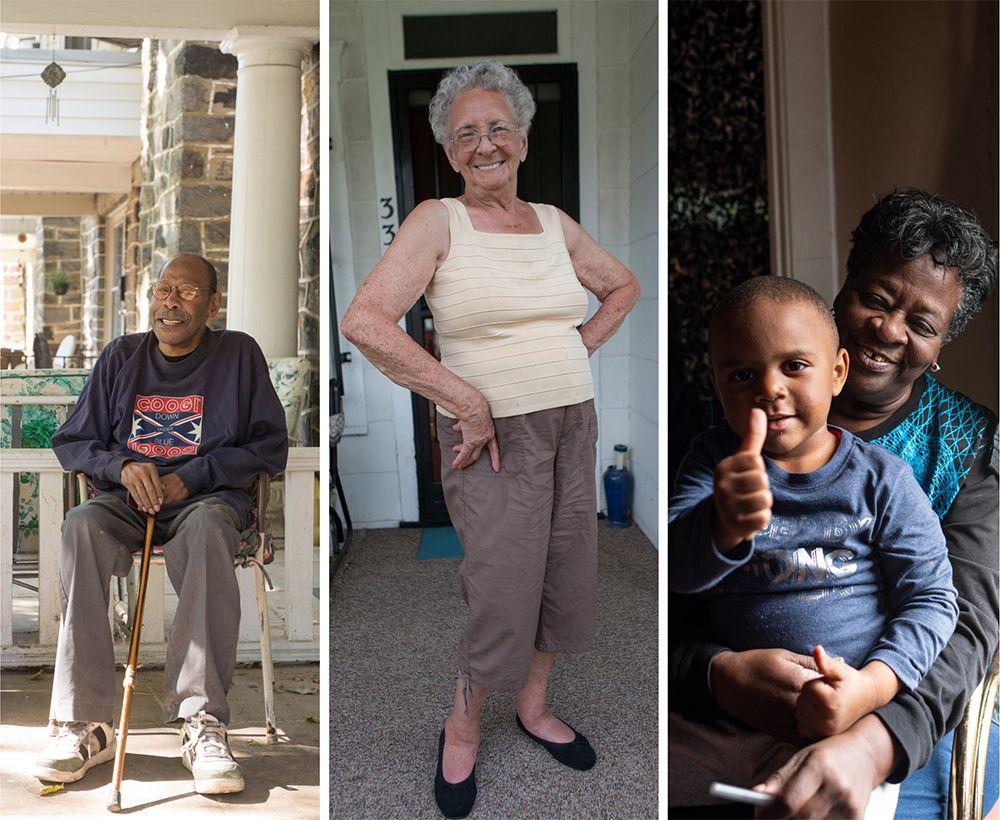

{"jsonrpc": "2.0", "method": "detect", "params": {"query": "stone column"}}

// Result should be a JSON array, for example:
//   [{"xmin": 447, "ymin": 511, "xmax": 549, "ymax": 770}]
[{"xmin": 221, "ymin": 27, "xmax": 316, "ymax": 358}]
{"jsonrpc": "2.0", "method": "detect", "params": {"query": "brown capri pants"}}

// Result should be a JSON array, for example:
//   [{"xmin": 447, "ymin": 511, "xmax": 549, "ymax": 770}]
[{"xmin": 436, "ymin": 399, "xmax": 599, "ymax": 693}]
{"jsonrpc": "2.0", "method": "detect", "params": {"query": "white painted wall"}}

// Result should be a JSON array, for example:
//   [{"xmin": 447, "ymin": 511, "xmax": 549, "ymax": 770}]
[
  {"xmin": 0, "ymin": 49, "xmax": 141, "ymax": 137},
  {"xmin": 626, "ymin": 1, "xmax": 657, "ymax": 545},
  {"xmin": 593, "ymin": 1, "xmax": 633, "ymax": 520},
  {"xmin": 332, "ymin": 0, "xmax": 658, "ymax": 543}
]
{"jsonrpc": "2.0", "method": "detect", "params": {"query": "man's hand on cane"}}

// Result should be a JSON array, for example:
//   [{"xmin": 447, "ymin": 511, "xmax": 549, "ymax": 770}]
[{"xmin": 119, "ymin": 462, "xmax": 163, "ymax": 514}]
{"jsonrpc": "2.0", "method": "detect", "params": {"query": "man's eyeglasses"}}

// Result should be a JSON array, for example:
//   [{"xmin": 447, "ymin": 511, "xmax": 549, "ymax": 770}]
[
  {"xmin": 149, "ymin": 283, "xmax": 213, "ymax": 302},
  {"xmin": 449, "ymin": 122, "xmax": 520, "ymax": 150}
]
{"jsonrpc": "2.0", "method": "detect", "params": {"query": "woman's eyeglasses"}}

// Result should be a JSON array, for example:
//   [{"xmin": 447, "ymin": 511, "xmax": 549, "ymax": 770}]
[
  {"xmin": 449, "ymin": 123, "xmax": 520, "ymax": 150},
  {"xmin": 148, "ymin": 283, "xmax": 212, "ymax": 301}
]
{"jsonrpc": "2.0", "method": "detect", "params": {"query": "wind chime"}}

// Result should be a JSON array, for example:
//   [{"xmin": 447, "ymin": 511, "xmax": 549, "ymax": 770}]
[{"xmin": 41, "ymin": 58, "xmax": 66, "ymax": 125}]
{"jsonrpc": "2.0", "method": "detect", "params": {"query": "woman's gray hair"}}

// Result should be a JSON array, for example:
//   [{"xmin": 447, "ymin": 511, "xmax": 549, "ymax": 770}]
[{"xmin": 428, "ymin": 60, "xmax": 536, "ymax": 144}]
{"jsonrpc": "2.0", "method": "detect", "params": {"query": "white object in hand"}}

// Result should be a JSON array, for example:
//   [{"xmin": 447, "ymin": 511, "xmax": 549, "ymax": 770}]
[{"xmin": 709, "ymin": 781, "xmax": 777, "ymax": 807}]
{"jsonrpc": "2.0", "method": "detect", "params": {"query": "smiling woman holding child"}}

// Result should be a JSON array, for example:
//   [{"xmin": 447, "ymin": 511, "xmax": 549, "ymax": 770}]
[{"xmin": 669, "ymin": 189, "xmax": 998, "ymax": 819}]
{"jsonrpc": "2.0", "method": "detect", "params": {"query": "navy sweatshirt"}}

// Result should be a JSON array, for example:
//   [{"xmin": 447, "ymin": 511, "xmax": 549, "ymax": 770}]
[
  {"xmin": 668, "ymin": 426, "xmax": 959, "ymax": 692},
  {"xmin": 52, "ymin": 329, "xmax": 288, "ymax": 527}
]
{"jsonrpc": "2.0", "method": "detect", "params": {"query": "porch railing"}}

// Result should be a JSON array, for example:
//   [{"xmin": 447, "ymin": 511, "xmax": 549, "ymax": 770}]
[{"xmin": 1, "ymin": 446, "xmax": 320, "ymax": 667}]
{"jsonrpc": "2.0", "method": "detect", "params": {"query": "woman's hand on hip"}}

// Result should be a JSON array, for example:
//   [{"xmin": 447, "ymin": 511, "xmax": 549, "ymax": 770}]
[
  {"xmin": 753, "ymin": 715, "xmax": 897, "ymax": 818},
  {"xmin": 451, "ymin": 392, "xmax": 501, "ymax": 472},
  {"xmin": 710, "ymin": 648, "xmax": 821, "ymax": 743}
]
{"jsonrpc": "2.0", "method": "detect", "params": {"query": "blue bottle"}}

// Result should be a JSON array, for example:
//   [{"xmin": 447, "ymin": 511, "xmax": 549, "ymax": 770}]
[{"xmin": 604, "ymin": 444, "xmax": 633, "ymax": 528}]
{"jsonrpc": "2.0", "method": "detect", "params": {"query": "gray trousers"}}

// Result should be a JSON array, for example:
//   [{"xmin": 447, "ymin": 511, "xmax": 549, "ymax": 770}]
[{"xmin": 50, "ymin": 495, "xmax": 242, "ymax": 725}]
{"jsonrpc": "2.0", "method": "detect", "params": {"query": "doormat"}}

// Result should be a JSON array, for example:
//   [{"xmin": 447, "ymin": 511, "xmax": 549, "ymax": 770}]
[{"xmin": 418, "ymin": 527, "xmax": 464, "ymax": 560}]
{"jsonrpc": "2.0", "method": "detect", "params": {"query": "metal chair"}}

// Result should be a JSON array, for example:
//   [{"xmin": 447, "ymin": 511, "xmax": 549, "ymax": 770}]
[
  {"xmin": 330, "ymin": 382, "xmax": 352, "ymax": 579},
  {"xmin": 47, "ymin": 471, "xmax": 279, "ymax": 744},
  {"xmin": 53, "ymin": 335, "xmax": 77, "ymax": 368},
  {"xmin": 950, "ymin": 644, "xmax": 1000, "ymax": 820}
]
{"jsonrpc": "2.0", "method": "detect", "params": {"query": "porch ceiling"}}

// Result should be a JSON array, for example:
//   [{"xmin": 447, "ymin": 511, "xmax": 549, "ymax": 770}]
[
  {"xmin": 0, "ymin": 0, "xmax": 319, "ymax": 41},
  {"xmin": 1, "ymin": 134, "xmax": 138, "ymax": 200},
  {"xmin": 0, "ymin": 192, "xmax": 97, "ymax": 216},
  {"xmin": 1, "ymin": 134, "xmax": 139, "ymax": 164}
]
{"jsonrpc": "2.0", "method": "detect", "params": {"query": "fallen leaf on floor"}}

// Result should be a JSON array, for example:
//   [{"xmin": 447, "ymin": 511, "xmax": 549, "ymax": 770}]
[
  {"xmin": 305, "ymin": 715, "xmax": 319, "ymax": 723},
  {"xmin": 281, "ymin": 687, "xmax": 316, "ymax": 695},
  {"xmin": 29, "ymin": 669, "xmax": 44, "ymax": 680},
  {"xmin": 39, "ymin": 784, "xmax": 64, "ymax": 796},
  {"xmin": 247, "ymin": 740, "xmax": 266, "ymax": 746}
]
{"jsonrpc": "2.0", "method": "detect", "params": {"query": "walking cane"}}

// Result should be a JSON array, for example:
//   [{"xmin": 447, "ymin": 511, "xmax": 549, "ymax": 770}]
[{"xmin": 107, "ymin": 513, "xmax": 155, "ymax": 813}]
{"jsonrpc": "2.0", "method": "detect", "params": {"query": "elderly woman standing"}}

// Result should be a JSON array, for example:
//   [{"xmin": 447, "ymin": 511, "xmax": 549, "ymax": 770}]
[{"xmin": 341, "ymin": 61, "xmax": 639, "ymax": 817}]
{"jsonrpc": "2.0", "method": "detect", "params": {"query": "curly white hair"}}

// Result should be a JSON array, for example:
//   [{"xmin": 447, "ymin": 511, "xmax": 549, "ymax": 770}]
[{"xmin": 428, "ymin": 60, "xmax": 536, "ymax": 145}]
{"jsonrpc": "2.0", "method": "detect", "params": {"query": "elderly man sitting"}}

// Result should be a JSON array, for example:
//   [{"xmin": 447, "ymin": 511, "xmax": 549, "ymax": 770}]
[{"xmin": 33, "ymin": 253, "xmax": 288, "ymax": 795}]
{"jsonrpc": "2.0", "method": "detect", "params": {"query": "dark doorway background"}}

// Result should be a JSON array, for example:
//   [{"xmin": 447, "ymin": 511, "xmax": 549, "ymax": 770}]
[
  {"xmin": 667, "ymin": 0, "xmax": 770, "ymax": 487},
  {"xmin": 388, "ymin": 63, "xmax": 579, "ymax": 525}
]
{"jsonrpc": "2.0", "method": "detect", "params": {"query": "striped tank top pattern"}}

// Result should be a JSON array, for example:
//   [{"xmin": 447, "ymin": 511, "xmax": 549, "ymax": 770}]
[{"xmin": 425, "ymin": 198, "xmax": 594, "ymax": 419}]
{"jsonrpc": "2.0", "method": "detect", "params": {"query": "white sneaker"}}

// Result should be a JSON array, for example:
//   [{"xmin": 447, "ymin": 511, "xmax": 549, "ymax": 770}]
[
  {"xmin": 34, "ymin": 720, "xmax": 116, "ymax": 783},
  {"xmin": 180, "ymin": 711, "xmax": 245, "ymax": 794}
]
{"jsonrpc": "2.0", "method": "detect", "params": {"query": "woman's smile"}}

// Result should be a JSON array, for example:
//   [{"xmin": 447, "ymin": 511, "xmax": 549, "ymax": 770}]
[{"xmin": 852, "ymin": 343, "xmax": 898, "ymax": 372}]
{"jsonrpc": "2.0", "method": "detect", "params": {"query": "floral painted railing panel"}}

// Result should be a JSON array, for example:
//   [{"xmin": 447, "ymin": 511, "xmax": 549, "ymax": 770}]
[
  {"xmin": 0, "ymin": 369, "xmax": 88, "ymax": 448},
  {"xmin": 267, "ymin": 357, "xmax": 311, "ymax": 446},
  {"xmin": 1, "ymin": 370, "xmax": 89, "ymax": 556}
]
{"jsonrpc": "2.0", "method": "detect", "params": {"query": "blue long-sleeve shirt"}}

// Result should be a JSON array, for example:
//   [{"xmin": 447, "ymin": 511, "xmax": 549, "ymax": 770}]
[
  {"xmin": 52, "ymin": 329, "xmax": 288, "ymax": 528},
  {"xmin": 668, "ymin": 426, "xmax": 958, "ymax": 692}
]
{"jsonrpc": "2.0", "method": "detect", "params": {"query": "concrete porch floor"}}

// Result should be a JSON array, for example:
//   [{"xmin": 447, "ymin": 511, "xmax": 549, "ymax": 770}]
[{"xmin": 1, "ymin": 664, "xmax": 320, "ymax": 818}]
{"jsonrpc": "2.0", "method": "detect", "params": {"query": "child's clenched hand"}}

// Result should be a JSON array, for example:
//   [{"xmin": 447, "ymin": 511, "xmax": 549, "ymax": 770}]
[{"xmin": 795, "ymin": 645, "xmax": 900, "ymax": 738}]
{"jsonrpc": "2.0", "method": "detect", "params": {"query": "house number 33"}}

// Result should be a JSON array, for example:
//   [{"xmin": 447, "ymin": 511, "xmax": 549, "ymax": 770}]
[{"xmin": 380, "ymin": 197, "xmax": 397, "ymax": 245}]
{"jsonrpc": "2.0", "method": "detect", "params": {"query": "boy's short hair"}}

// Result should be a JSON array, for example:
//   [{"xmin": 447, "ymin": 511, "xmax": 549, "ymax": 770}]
[{"xmin": 709, "ymin": 275, "xmax": 839, "ymax": 350}]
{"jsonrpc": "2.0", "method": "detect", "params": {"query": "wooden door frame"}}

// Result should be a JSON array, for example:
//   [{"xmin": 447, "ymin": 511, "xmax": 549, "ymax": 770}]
[{"xmin": 102, "ymin": 202, "xmax": 127, "ymax": 346}]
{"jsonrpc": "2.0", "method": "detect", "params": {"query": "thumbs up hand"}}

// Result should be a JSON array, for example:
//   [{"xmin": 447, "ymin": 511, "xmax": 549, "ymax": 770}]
[
  {"xmin": 795, "ymin": 646, "xmax": 900, "ymax": 739},
  {"xmin": 711, "ymin": 408, "xmax": 772, "ymax": 552}
]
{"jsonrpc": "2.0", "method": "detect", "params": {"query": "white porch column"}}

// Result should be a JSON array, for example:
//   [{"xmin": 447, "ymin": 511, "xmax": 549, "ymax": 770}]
[{"xmin": 221, "ymin": 26, "xmax": 316, "ymax": 357}]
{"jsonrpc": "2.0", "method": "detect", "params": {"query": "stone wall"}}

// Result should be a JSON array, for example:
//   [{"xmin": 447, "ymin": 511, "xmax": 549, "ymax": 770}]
[
  {"xmin": 137, "ymin": 39, "xmax": 237, "ymax": 330},
  {"xmin": 2, "ymin": 261, "xmax": 26, "ymax": 349},
  {"xmin": 299, "ymin": 43, "xmax": 321, "ymax": 445},
  {"xmin": 33, "ymin": 217, "xmax": 84, "ymax": 360},
  {"xmin": 80, "ymin": 216, "xmax": 104, "ymax": 360}
]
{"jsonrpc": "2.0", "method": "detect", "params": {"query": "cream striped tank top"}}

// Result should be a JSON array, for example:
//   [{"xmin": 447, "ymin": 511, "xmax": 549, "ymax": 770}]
[{"xmin": 425, "ymin": 198, "xmax": 594, "ymax": 419}]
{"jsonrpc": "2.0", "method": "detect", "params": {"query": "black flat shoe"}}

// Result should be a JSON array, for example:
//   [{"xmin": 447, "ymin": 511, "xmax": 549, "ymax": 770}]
[
  {"xmin": 516, "ymin": 713, "xmax": 597, "ymax": 771},
  {"xmin": 434, "ymin": 729, "xmax": 477, "ymax": 818}
]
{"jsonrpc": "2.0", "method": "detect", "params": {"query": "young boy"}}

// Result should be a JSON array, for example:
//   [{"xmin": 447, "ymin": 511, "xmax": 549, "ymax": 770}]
[{"xmin": 667, "ymin": 276, "xmax": 958, "ymax": 808}]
